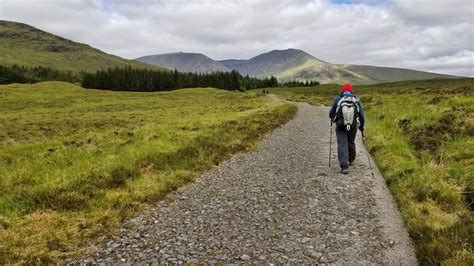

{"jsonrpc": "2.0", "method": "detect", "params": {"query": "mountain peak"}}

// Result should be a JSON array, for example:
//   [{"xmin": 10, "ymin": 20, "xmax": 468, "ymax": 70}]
[
  {"xmin": 154, "ymin": 52, "xmax": 206, "ymax": 57},
  {"xmin": 258, "ymin": 48, "xmax": 313, "ymax": 58},
  {"xmin": 270, "ymin": 48, "xmax": 307, "ymax": 53},
  {"xmin": 136, "ymin": 52, "xmax": 229, "ymax": 73}
]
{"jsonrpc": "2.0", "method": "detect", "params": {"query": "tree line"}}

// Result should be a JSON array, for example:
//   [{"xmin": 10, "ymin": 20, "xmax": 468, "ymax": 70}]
[
  {"xmin": 282, "ymin": 80, "xmax": 319, "ymax": 87},
  {"xmin": 0, "ymin": 64, "xmax": 320, "ymax": 91},
  {"xmin": 82, "ymin": 66, "xmax": 278, "ymax": 91},
  {"xmin": 0, "ymin": 65, "xmax": 78, "ymax": 84}
]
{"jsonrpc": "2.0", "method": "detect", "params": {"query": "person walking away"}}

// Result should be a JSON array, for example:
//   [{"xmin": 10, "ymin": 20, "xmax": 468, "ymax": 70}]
[{"xmin": 329, "ymin": 84, "xmax": 365, "ymax": 174}]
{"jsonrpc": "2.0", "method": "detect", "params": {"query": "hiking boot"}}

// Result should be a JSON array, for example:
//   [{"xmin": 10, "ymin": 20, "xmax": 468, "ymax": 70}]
[
  {"xmin": 349, "ymin": 161, "xmax": 354, "ymax": 166},
  {"xmin": 341, "ymin": 168, "xmax": 349, "ymax": 174}
]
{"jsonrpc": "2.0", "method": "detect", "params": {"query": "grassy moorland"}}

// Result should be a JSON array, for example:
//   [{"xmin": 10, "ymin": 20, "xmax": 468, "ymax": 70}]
[
  {"xmin": 266, "ymin": 78, "xmax": 474, "ymax": 265},
  {"xmin": 0, "ymin": 81, "xmax": 296, "ymax": 263}
]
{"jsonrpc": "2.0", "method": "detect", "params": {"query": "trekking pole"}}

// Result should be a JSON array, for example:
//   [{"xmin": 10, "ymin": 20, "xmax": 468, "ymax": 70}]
[
  {"xmin": 329, "ymin": 121, "xmax": 333, "ymax": 168},
  {"xmin": 361, "ymin": 131, "xmax": 375, "ymax": 177}
]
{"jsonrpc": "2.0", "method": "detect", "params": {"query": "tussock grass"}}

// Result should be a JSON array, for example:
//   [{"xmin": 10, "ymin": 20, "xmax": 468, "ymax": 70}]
[
  {"xmin": 267, "ymin": 78, "xmax": 474, "ymax": 265},
  {"xmin": 0, "ymin": 81, "xmax": 296, "ymax": 263}
]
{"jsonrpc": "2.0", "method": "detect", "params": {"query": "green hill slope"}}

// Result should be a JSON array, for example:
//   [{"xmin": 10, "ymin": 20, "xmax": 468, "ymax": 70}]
[
  {"xmin": 340, "ymin": 64, "xmax": 458, "ymax": 83},
  {"xmin": 0, "ymin": 20, "xmax": 163, "ymax": 72}
]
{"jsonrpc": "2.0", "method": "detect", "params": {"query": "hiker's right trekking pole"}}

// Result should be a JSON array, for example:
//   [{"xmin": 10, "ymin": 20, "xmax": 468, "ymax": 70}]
[
  {"xmin": 361, "ymin": 131, "xmax": 375, "ymax": 177},
  {"xmin": 329, "ymin": 121, "xmax": 333, "ymax": 168}
]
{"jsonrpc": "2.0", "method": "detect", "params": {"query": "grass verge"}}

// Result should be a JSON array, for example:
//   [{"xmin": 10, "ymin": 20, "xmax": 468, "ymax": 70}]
[
  {"xmin": 0, "ymin": 81, "xmax": 297, "ymax": 263},
  {"xmin": 266, "ymin": 78, "xmax": 474, "ymax": 265}
]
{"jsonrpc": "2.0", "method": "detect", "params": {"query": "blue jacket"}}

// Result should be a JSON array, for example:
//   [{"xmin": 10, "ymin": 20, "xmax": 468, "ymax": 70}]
[{"xmin": 328, "ymin": 92, "xmax": 365, "ymax": 129}]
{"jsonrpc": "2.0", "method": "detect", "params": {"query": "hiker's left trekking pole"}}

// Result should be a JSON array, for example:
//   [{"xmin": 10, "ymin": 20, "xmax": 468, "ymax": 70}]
[
  {"xmin": 361, "ymin": 130, "xmax": 375, "ymax": 177},
  {"xmin": 329, "ymin": 120, "xmax": 333, "ymax": 168}
]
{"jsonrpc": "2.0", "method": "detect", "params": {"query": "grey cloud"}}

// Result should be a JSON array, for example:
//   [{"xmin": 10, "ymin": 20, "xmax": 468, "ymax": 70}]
[{"xmin": 394, "ymin": 0, "xmax": 474, "ymax": 26}]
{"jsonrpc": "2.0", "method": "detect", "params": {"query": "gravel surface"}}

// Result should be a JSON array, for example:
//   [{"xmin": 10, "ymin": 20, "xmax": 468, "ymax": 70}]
[{"xmin": 78, "ymin": 100, "xmax": 417, "ymax": 264}]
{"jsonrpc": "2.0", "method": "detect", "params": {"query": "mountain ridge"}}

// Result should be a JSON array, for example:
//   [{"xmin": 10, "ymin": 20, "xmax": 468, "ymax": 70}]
[
  {"xmin": 136, "ymin": 52, "xmax": 230, "ymax": 73},
  {"xmin": 138, "ymin": 48, "xmax": 458, "ymax": 84}
]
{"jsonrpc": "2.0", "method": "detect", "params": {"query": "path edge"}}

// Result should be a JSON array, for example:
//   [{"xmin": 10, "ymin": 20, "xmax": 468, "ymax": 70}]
[{"xmin": 358, "ymin": 133, "xmax": 419, "ymax": 265}]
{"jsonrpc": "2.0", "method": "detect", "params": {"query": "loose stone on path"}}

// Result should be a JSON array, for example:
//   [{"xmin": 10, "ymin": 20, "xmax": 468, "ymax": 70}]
[{"xmin": 78, "ymin": 100, "xmax": 417, "ymax": 264}]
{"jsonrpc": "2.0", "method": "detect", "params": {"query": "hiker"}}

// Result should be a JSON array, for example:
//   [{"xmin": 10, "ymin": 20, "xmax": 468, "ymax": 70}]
[{"xmin": 329, "ymin": 83, "xmax": 365, "ymax": 174}]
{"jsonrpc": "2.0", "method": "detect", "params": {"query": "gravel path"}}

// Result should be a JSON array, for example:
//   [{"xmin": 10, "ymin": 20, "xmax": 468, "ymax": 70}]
[{"xmin": 79, "ymin": 100, "xmax": 417, "ymax": 264}]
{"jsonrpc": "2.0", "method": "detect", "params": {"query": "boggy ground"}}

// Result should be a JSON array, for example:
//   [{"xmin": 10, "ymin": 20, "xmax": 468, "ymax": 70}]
[{"xmin": 80, "ymin": 101, "xmax": 417, "ymax": 264}]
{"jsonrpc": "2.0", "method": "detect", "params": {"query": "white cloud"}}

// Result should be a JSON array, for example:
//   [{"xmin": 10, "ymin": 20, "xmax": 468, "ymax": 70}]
[{"xmin": 0, "ymin": 0, "xmax": 472, "ymax": 76}]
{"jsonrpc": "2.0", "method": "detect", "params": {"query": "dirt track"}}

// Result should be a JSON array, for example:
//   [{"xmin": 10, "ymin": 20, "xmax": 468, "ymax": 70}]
[{"xmin": 79, "ymin": 100, "xmax": 418, "ymax": 264}]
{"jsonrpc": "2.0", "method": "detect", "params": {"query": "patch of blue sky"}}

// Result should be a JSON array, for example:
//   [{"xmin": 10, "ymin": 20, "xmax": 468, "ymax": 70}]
[
  {"xmin": 331, "ymin": 0, "xmax": 392, "ymax": 5},
  {"xmin": 91, "ymin": 0, "xmax": 114, "ymax": 15}
]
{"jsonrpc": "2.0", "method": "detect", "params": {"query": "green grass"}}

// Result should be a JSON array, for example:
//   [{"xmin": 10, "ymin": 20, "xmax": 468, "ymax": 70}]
[
  {"xmin": 341, "ymin": 65, "xmax": 457, "ymax": 84},
  {"xmin": 266, "ymin": 78, "xmax": 474, "ymax": 265},
  {"xmin": 0, "ymin": 81, "xmax": 297, "ymax": 263},
  {"xmin": 0, "ymin": 20, "xmax": 163, "ymax": 73}
]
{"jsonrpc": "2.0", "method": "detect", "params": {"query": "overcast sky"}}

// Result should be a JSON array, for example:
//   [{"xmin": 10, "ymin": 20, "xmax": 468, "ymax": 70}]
[{"xmin": 1, "ymin": 0, "xmax": 473, "ymax": 76}]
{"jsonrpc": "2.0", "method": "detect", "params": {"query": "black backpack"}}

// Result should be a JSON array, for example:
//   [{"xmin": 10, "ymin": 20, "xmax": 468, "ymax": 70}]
[{"xmin": 333, "ymin": 95, "xmax": 360, "ymax": 130}]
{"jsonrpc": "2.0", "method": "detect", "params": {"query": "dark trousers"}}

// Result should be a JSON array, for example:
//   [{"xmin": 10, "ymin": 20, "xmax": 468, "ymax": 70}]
[{"xmin": 335, "ymin": 126, "xmax": 357, "ymax": 169}]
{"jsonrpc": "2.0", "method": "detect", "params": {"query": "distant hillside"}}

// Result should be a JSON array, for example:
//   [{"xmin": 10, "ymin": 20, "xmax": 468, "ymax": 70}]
[
  {"xmin": 219, "ymin": 49, "xmax": 371, "ymax": 84},
  {"xmin": 139, "ymin": 48, "xmax": 459, "ymax": 84},
  {"xmin": 222, "ymin": 49, "xmax": 325, "ymax": 77},
  {"xmin": 339, "ymin": 64, "xmax": 457, "ymax": 83},
  {"xmin": 219, "ymin": 59, "xmax": 247, "ymax": 70},
  {"xmin": 136, "ymin": 52, "xmax": 230, "ymax": 73},
  {"xmin": 0, "ymin": 20, "xmax": 162, "ymax": 72},
  {"xmin": 222, "ymin": 49, "xmax": 457, "ymax": 84}
]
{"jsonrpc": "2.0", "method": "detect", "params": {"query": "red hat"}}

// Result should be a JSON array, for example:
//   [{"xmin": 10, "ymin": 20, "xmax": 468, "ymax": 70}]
[{"xmin": 342, "ymin": 83, "xmax": 352, "ymax": 92}]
